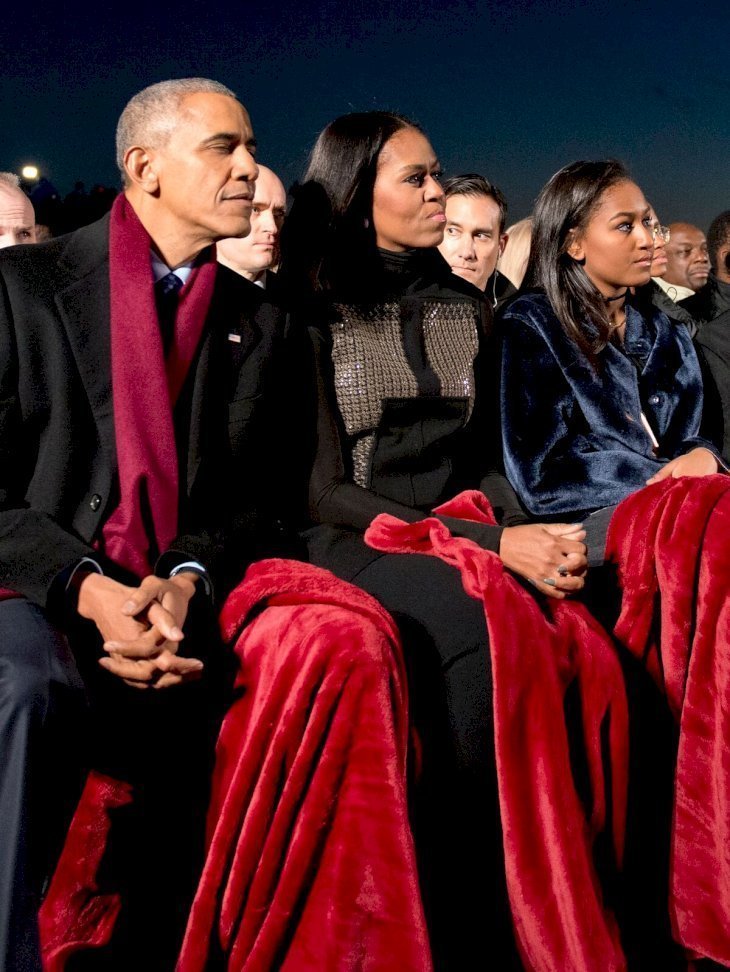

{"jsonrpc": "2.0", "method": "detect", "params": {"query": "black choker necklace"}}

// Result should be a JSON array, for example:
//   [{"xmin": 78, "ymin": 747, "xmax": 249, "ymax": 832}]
[{"xmin": 606, "ymin": 289, "xmax": 629, "ymax": 302}]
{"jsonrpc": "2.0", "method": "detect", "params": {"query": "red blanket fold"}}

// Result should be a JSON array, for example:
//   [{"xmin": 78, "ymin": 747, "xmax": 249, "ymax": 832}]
[
  {"xmin": 606, "ymin": 475, "xmax": 730, "ymax": 965},
  {"xmin": 178, "ymin": 558, "xmax": 430, "ymax": 971},
  {"xmin": 39, "ymin": 772, "xmax": 134, "ymax": 970},
  {"xmin": 365, "ymin": 491, "xmax": 629, "ymax": 972},
  {"xmin": 40, "ymin": 559, "xmax": 431, "ymax": 970}
]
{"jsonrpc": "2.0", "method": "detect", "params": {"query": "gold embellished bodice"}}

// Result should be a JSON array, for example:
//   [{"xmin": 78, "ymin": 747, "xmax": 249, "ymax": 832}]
[{"xmin": 329, "ymin": 298, "xmax": 480, "ymax": 486}]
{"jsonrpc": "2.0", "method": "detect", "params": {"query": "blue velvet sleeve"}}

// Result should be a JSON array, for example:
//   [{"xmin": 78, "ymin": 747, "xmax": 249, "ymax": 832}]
[{"xmin": 499, "ymin": 309, "xmax": 615, "ymax": 518}]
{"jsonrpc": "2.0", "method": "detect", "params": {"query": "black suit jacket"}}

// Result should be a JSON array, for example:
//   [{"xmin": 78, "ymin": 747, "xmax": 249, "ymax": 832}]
[
  {"xmin": 0, "ymin": 214, "xmax": 291, "ymax": 608},
  {"xmin": 693, "ymin": 320, "xmax": 730, "ymax": 463},
  {"xmin": 680, "ymin": 276, "xmax": 730, "ymax": 462},
  {"xmin": 680, "ymin": 274, "xmax": 730, "ymax": 327}
]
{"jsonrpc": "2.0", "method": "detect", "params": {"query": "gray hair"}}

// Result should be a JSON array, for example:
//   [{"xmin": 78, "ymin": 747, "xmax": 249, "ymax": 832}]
[
  {"xmin": 115, "ymin": 78, "xmax": 237, "ymax": 185},
  {"xmin": 0, "ymin": 172, "xmax": 22, "ymax": 190}
]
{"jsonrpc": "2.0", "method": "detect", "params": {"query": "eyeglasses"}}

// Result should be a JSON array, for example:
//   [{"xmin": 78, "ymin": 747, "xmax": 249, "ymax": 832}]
[{"xmin": 652, "ymin": 223, "xmax": 671, "ymax": 243}]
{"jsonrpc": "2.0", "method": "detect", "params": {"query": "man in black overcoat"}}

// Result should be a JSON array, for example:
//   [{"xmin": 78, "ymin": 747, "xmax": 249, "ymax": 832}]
[
  {"xmin": 681, "ymin": 210, "xmax": 730, "ymax": 461},
  {"xmin": 0, "ymin": 78, "xmax": 291, "ymax": 969}
]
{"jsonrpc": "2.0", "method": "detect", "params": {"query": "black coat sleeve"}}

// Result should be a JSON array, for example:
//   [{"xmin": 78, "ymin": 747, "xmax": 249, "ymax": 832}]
[{"xmin": 694, "ymin": 319, "xmax": 730, "ymax": 464}]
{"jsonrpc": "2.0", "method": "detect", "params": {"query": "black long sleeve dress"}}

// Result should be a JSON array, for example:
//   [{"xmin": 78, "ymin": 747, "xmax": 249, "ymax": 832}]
[{"xmin": 298, "ymin": 247, "xmax": 524, "ymax": 968}]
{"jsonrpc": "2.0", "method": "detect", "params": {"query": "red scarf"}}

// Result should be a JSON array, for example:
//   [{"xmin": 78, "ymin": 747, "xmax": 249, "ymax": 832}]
[{"xmin": 101, "ymin": 194, "xmax": 217, "ymax": 578}]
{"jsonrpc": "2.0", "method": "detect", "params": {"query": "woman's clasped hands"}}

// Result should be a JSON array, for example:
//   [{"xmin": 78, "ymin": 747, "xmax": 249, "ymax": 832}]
[{"xmin": 499, "ymin": 523, "xmax": 588, "ymax": 599}]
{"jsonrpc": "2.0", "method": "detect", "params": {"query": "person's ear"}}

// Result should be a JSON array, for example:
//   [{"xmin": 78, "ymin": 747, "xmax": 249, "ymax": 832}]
[
  {"xmin": 123, "ymin": 146, "xmax": 160, "ymax": 194},
  {"xmin": 498, "ymin": 232, "xmax": 508, "ymax": 258},
  {"xmin": 566, "ymin": 228, "xmax": 585, "ymax": 262}
]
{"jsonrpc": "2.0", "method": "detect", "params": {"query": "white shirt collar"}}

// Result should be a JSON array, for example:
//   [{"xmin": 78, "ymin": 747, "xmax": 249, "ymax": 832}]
[{"xmin": 150, "ymin": 250, "xmax": 195, "ymax": 286}]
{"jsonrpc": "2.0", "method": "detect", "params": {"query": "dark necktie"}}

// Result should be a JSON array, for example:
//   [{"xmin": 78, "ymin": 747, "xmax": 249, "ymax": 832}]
[{"xmin": 155, "ymin": 271, "xmax": 184, "ymax": 354}]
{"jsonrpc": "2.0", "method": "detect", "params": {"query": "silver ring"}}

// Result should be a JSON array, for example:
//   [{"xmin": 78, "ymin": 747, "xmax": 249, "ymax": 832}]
[
  {"xmin": 542, "ymin": 577, "xmax": 557, "ymax": 587},
  {"xmin": 556, "ymin": 565, "xmax": 569, "ymax": 577}
]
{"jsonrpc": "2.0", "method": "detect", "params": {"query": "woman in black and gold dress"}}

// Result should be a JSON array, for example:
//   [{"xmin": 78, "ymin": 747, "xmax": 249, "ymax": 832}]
[{"xmin": 280, "ymin": 112, "xmax": 588, "ymax": 968}]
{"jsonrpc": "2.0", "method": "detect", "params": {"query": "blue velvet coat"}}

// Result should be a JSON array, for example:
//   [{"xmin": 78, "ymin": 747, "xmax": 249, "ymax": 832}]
[{"xmin": 500, "ymin": 291, "xmax": 714, "ymax": 518}]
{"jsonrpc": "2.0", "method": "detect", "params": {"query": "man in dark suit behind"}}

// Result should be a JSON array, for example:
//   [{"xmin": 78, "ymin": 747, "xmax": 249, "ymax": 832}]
[
  {"xmin": 0, "ymin": 78, "xmax": 290, "ymax": 969},
  {"xmin": 682, "ymin": 210, "xmax": 730, "ymax": 461}
]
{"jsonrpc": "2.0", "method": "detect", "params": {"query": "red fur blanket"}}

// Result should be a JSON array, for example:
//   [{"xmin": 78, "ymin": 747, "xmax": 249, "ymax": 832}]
[
  {"xmin": 177, "ymin": 559, "xmax": 430, "ymax": 970},
  {"xmin": 40, "ymin": 559, "xmax": 431, "ymax": 971},
  {"xmin": 606, "ymin": 475, "xmax": 730, "ymax": 965},
  {"xmin": 365, "ymin": 491, "xmax": 629, "ymax": 972},
  {"xmin": 40, "ymin": 476, "xmax": 730, "ymax": 969}
]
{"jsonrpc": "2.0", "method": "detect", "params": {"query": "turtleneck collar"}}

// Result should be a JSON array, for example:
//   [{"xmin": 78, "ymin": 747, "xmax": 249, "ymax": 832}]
[
  {"xmin": 374, "ymin": 246, "xmax": 436, "ymax": 296},
  {"xmin": 377, "ymin": 247, "xmax": 420, "ymax": 274},
  {"xmin": 324, "ymin": 246, "xmax": 452, "ymax": 304}
]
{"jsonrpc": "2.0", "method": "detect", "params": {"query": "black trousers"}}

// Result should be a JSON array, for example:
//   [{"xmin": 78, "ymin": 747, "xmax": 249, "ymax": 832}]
[
  {"xmin": 0, "ymin": 595, "xmax": 226, "ymax": 972},
  {"xmin": 0, "ymin": 600, "xmax": 85, "ymax": 972},
  {"xmin": 580, "ymin": 567, "xmax": 685, "ymax": 971}
]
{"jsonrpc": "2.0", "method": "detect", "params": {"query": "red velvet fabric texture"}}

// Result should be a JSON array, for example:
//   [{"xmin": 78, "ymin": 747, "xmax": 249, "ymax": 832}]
[
  {"xmin": 177, "ymin": 558, "xmax": 431, "ymax": 971},
  {"xmin": 101, "ymin": 194, "xmax": 217, "ymax": 578},
  {"xmin": 605, "ymin": 475, "xmax": 730, "ymax": 965},
  {"xmin": 38, "ymin": 479, "xmax": 730, "ymax": 968},
  {"xmin": 39, "ymin": 772, "xmax": 134, "ymax": 971},
  {"xmin": 39, "ymin": 560, "xmax": 430, "ymax": 969},
  {"xmin": 365, "ymin": 491, "xmax": 629, "ymax": 972}
]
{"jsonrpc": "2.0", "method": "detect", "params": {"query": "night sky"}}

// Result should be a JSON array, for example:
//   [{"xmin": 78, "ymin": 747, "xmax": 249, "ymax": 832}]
[{"xmin": 2, "ymin": 0, "xmax": 728, "ymax": 228}]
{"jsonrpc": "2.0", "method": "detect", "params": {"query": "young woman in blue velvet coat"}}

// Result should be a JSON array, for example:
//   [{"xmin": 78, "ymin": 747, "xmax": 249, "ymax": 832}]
[
  {"xmin": 500, "ymin": 162, "xmax": 727, "ymax": 966},
  {"xmin": 499, "ymin": 160, "xmax": 721, "ymax": 560}
]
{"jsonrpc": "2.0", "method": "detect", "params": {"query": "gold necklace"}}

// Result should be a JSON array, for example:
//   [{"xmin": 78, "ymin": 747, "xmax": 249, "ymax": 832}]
[{"xmin": 608, "ymin": 313, "xmax": 625, "ymax": 331}]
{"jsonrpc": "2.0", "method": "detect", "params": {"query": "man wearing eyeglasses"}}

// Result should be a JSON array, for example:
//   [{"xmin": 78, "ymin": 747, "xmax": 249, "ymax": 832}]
[
  {"xmin": 635, "ymin": 213, "xmax": 699, "ymax": 336},
  {"xmin": 657, "ymin": 221, "xmax": 710, "ymax": 299}
]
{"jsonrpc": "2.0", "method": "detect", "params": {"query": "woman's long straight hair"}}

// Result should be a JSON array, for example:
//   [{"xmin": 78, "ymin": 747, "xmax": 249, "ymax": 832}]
[
  {"xmin": 280, "ymin": 111, "xmax": 420, "ymax": 297},
  {"xmin": 525, "ymin": 159, "xmax": 631, "ymax": 362}
]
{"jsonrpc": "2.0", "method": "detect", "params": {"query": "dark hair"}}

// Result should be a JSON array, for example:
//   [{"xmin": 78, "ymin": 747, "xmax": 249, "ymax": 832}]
[
  {"xmin": 707, "ymin": 210, "xmax": 730, "ymax": 272},
  {"xmin": 526, "ymin": 159, "xmax": 632, "ymax": 361},
  {"xmin": 442, "ymin": 174, "xmax": 508, "ymax": 234},
  {"xmin": 280, "ymin": 111, "xmax": 421, "ymax": 294}
]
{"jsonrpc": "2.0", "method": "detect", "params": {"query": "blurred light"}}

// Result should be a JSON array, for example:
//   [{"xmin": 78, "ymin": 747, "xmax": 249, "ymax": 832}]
[{"xmin": 21, "ymin": 165, "xmax": 39, "ymax": 180}]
